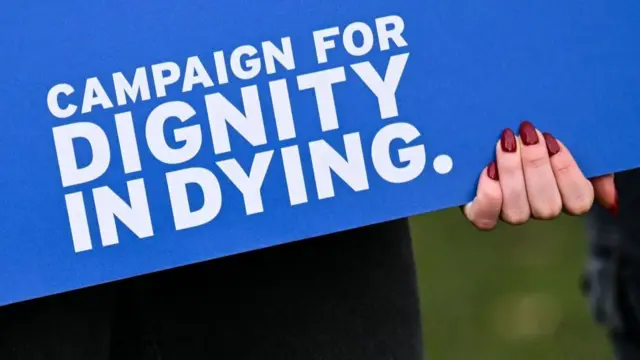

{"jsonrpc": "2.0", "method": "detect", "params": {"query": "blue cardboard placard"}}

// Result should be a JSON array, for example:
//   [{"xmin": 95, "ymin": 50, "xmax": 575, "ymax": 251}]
[{"xmin": 1, "ymin": 0, "xmax": 639, "ymax": 306}]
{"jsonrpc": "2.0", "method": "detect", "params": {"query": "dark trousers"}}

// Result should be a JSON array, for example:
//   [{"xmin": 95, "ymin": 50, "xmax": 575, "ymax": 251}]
[
  {"xmin": 584, "ymin": 256, "xmax": 640, "ymax": 360},
  {"xmin": 584, "ymin": 178, "xmax": 640, "ymax": 360},
  {"xmin": 0, "ymin": 219, "xmax": 424, "ymax": 360},
  {"xmin": 608, "ymin": 259, "xmax": 640, "ymax": 360}
]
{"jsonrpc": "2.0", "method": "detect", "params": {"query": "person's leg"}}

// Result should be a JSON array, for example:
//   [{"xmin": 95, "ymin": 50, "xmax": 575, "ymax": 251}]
[
  {"xmin": 609, "ymin": 318, "xmax": 640, "ymax": 360},
  {"xmin": 0, "ymin": 284, "xmax": 116, "ymax": 360},
  {"xmin": 609, "ymin": 262, "xmax": 640, "ymax": 360},
  {"xmin": 609, "ymin": 333, "xmax": 640, "ymax": 360},
  {"xmin": 583, "ymin": 169, "xmax": 640, "ymax": 360},
  {"xmin": 119, "ymin": 218, "xmax": 424, "ymax": 360}
]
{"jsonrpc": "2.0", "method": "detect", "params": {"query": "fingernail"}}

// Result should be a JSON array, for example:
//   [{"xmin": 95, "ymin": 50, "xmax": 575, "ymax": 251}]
[
  {"xmin": 519, "ymin": 120, "xmax": 539, "ymax": 146},
  {"xmin": 542, "ymin": 132, "xmax": 561, "ymax": 156},
  {"xmin": 500, "ymin": 129, "xmax": 517, "ymax": 153},
  {"xmin": 487, "ymin": 161, "xmax": 499, "ymax": 181},
  {"xmin": 609, "ymin": 194, "xmax": 619, "ymax": 217}
]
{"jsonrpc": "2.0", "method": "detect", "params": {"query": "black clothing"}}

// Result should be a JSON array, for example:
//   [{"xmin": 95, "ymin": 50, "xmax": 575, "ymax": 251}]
[
  {"xmin": 0, "ymin": 219, "xmax": 424, "ymax": 360},
  {"xmin": 583, "ymin": 168, "xmax": 640, "ymax": 360}
]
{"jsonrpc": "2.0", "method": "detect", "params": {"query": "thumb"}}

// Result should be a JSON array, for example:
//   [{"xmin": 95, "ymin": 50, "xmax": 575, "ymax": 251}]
[{"xmin": 591, "ymin": 174, "xmax": 618, "ymax": 215}]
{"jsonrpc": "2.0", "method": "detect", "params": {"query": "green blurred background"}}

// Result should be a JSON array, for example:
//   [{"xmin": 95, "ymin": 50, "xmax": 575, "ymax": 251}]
[{"xmin": 409, "ymin": 209, "xmax": 612, "ymax": 360}]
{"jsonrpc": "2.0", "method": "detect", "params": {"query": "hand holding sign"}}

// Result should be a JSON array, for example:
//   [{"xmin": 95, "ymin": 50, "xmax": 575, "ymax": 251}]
[{"xmin": 464, "ymin": 121, "xmax": 617, "ymax": 230}]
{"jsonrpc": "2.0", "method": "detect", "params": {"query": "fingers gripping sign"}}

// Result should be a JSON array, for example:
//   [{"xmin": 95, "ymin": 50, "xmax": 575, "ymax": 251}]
[
  {"xmin": 496, "ymin": 126, "xmax": 532, "ymax": 224},
  {"xmin": 463, "ymin": 161, "xmax": 502, "ymax": 231},
  {"xmin": 517, "ymin": 121, "xmax": 563, "ymax": 220},
  {"xmin": 543, "ymin": 135, "xmax": 595, "ymax": 216},
  {"xmin": 465, "ymin": 120, "xmax": 597, "ymax": 230}
]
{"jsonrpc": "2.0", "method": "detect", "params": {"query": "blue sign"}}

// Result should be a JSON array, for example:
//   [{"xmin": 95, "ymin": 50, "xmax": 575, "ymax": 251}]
[{"xmin": 1, "ymin": 0, "xmax": 639, "ymax": 306}]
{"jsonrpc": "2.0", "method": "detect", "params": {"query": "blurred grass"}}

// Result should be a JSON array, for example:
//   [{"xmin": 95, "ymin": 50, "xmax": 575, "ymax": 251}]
[{"xmin": 410, "ymin": 209, "xmax": 612, "ymax": 360}]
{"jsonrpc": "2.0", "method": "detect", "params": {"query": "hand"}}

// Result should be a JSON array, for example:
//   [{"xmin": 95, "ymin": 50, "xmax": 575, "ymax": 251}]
[{"xmin": 463, "ymin": 121, "xmax": 617, "ymax": 230}]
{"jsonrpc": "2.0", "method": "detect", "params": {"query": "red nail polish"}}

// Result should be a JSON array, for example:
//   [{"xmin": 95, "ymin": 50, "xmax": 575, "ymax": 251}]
[
  {"xmin": 542, "ymin": 132, "xmax": 561, "ymax": 156},
  {"xmin": 487, "ymin": 161, "xmax": 499, "ymax": 181},
  {"xmin": 519, "ymin": 120, "xmax": 539, "ymax": 146},
  {"xmin": 500, "ymin": 129, "xmax": 517, "ymax": 153},
  {"xmin": 609, "ymin": 194, "xmax": 619, "ymax": 217}
]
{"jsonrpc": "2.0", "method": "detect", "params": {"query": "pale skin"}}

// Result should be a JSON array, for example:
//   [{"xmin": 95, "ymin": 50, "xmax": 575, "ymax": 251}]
[{"xmin": 464, "ymin": 120, "xmax": 617, "ymax": 230}]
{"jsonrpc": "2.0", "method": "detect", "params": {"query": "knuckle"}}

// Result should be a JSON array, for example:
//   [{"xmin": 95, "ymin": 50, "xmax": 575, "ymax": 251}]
[
  {"xmin": 533, "ymin": 202, "xmax": 562, "ymax": 220},
  {"xmin": 499, "ymin": 163, "xmax": 521, "ymax": 178},
  {"xmin": 472, "ymin": 218, "xmax": 497, "ymax": 231},
  {"xmin": 478, "ymin": 189, "xmax": 502, "ymax": 208},
  {"xmin": 566, "ymin": 201, "xmax": 592, "ymax": 216},
  {"xmin": 553, "ymin": 159, "xmax": 574, "ymax": 176},
  {"xmin": 523, "ymin": 154, "xmax": 549, "ymax": 170},
  {"xmin": 501, "ymin": 209, "xmax": 530, "ymax": 225},
  {"xmin": 565, "ymin": 192, "xmax": 595, "ymax": 216}
]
